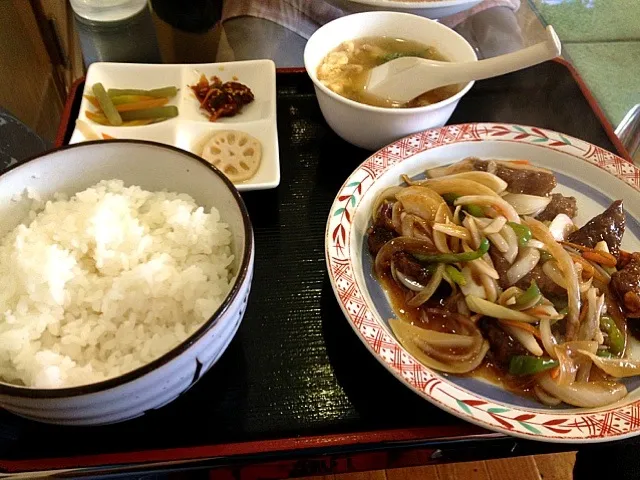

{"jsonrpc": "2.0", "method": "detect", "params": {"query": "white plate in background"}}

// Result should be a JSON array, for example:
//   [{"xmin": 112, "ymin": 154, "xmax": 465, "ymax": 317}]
[
  {"xmin": 70, "ymin": 60, "xmax": 280, "ymax": 192},
  {"xmin": 324, "ymin": 0, "xmax": 483, "ymax": 19}
]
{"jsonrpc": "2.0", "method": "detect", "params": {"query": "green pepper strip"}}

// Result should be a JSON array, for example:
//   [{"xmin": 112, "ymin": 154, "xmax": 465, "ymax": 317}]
[
  {"xmin": 442, "ymin": 193, "xmax": 459, "ymax": 205},
  {"xmin": 465, "ymin": 204, "xmax": 485, "ymax": 217},
  {"xmin": 514, "ymin": 281, "xmax": 540, "ymax": 308},
  {"xmin": 600, "ymin": 315, "xmax": 625, "ymax": 356},
  {"xmin": 597, "ymin": 349, "xmax": 613, "ymax": 358},
  {"xmin": 507, "ymin": 221, "xmax": 532, "ymax": 247},
  {"xmin": 413, "ymin": 238, "xmax": 490, "ymax": 264},
  {"xmin": 445, "ymin": 265, "xmax": 466, "ymax": 286},
  {"xmin": 539, "ymin": 250, "xmax": 554, "ymax": 263},
  {"xmin": 509, "ymin": 356, "xmax": 558, "ymax": 376}
]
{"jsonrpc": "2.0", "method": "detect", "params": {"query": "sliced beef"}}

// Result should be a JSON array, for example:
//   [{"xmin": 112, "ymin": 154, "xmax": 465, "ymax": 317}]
[
  {"xmin": 393, "ymin": 252, "xmax": 432, "ymax": 285},
  {"xmin": 367, "ymin": 227, "xmax": 395, "ymax": 256},
  {"xmin": 567, "ymin": 200, "xmax": 625, "ymax": 258},
  {"xmin": 479, "ymin": 318, "xmax": 528, "ymax": 368},
  {"xmin": 367, "ymin": 202, "xmax": 397, "ymax": 255},
  {"xmin": 470, "ymin": 158, "xmax": 557, "ymax": 196},
  {"xmin": 611, "ymin": 252, "xmax": 640, "ymax": 317},
  {"xmin": 520, "ymin": 265, "xmax": 566, "ymax": 299},
  {"xmin": 490, "ymin": 250, "xmax": 565, "ymax": 298},
  {"xmin": 536, "ymin": 194, "xmax": 578, "ymax": 221}
]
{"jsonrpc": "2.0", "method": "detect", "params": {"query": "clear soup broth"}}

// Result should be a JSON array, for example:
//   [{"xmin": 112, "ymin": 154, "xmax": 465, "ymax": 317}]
[{"xmin": 317, "ymin": 36, "xmax": 460, "ymax": 108}]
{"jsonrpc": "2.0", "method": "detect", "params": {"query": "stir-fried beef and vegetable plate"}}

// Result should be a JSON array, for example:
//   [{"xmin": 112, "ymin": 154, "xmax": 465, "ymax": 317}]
[{"xmin": 368, "ymin": 157, "xmax": 640, "ymax": 408}]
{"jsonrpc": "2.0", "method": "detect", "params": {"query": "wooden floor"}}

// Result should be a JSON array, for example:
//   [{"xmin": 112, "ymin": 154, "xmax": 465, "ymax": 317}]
[{"xmin": 301, "ymin": 452, "xmax": 576, "ymax": 480}]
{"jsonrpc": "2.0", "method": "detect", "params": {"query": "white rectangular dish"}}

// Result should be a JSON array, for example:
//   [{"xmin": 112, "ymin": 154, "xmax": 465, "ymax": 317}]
[{"xmin": 69, "ymin": 60, "xmax": 280, "ymax": 191}]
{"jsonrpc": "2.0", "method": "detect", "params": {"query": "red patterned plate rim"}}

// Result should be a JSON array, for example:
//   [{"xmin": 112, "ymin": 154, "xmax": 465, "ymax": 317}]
[{"xmin": 325, "ymin": 123, "xmax": 640, "ymax": 443}]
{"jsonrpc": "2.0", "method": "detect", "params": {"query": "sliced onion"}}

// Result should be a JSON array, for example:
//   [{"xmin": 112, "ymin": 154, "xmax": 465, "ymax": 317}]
[
  {"xmin": 433, "ymin": 222, "xmax": 470, "ymax": 240},
  {"xmin": 542, "ymin": 260, "xmax": 567, "ymax": 289},
  {"xmin": 534, "ymin": 384, "xmax": 562, "ymax": 406},
  {"xmin": 514, "ymin": 294, "xmax": 542, "ymax": 312},
  {"xmin": 390, "ymin": 319, "xmax": 489, "ymax": 374},
  {"xmin": 503, "ymin": 193, "xmax": 552, "ymax": 216},
  {"xmin": 396, "ymin": 186, "xmax": 446, "ymax": 224},
  {"xmin": 578, "ymin": 288, "xmax": 604, "ymax": 341},
  {"xmin": 507, "ymin": 247, "xmax": 540, "ymax": 286},
  {"xmin": 481, "ymin": 274, "xmax": 499, "ymax": 303},
  {"xmin": 460, "ymin": 267, "xmax": 487, "ymax": 299},
  {"xmin": 502, "ymin": 224, "xmax": 519, "ymax": 264},
  {"xmin": 393, "ymin": 320, "xmax": 477, "ymax": 348},
  {"xmin": 524, "ymin": 303, "xmax": 563, "ymax": 320},
  {"xmin": 554, "ymin": 344, "xmax": 578, "ymax": 386},
  {"xmin": 473, "ymin": 217, "xmax": 492, "ymax": 228},
  {"xmin": 482, "ymin": 215, "xmax": 507, "ymax": 235},
  {"xmin": 400, "ymin": 213, "xmax": 413, "ymax": 237},
  {"xmin": 578, "ymin": 350, "xmax": 640, "ymax": 378},
  {"xmin": 500, "ymin": 322, "xmax": 543, "ymax": 356},
  {"xmin": 540, "ymin": 318, "xmax": 557, "ymax": 359},
  {"xmin": 462, "ymin": 217, "xmax": 481, "ymax": 249},
  {"xmin": 548, "ymin": 214, "xmax": 576, "ymax": 241},
  {"xmin": 455, "ymin": 195, "xmax": 520, "ymax": 223},
  {"xmin": 579, "ymin": 276, "xmax": 593, "ymax": 294},
  {"xmin": 452, "ymin": 205, "xmax": 462, "ymax": 225},
  {"xmin": 592, "ymin": 261, "xmax": 612, "ymax": 284},
  {"xmin": 537, "ymin": 374, "xmax": 627, "ymax": 408},
  {"xmin": 527, "ymin": 239, "xmax": 546, "ymax": 249},
  {"xmin": 372, "ymin": 187, "xmax": 403, "ymax": 221},
  {"xmin": 392, "ymin": 263, "xmax": 425, "ymax": 292},
  {"xmin": 457, "ymin": 297, "xmax": 471, "ymax": 315},
  {"xmin": 426, "ymin": 159, "xmax": 474, "ymax": 178},
  {"xmin": 488, "ymin": 233, "xmax": 509, "ymax": 253},
  {"xmin": 498, "ymin": 286, "xmax": 523, "ymax": 307},
  {"xmin": 468, "ymin": 257, "xmax": 500, "ymax": 280},
  {"xmin": 374, "ymin": 237, "xmax": 437, "ymax": 276},
  {"xmin": 432, "ymin": 203, "xmax": 452, "ymax": 253},
  {"xmin": 413, "ymin": 177, "xmax": 499, "ymax": 198},
  {"xmin": 392, "ymin": 200, "xmax": 403, "ymax": 234},
  {"xmin": 554, "ymin": 341, "xmax": 599, "ymax": 386},
  {"xmin": 426, "ymin": 171, "xmax": 507, "ymax": 193},
  {"xmin": 465, "ymin": 295, "xmax": 538, "ymax": 322},
  {"xmin": 407, "ymin": 263, "xmax": 445, "ymax": 307},
  {"xmin": 526, "ymin": 218, "xmax": 580, "ymax": 338}
]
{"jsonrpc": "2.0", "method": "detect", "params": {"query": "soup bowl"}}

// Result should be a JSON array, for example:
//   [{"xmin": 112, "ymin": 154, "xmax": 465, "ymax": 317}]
[{"xmin": 304, "ymin": 11, "xmax": 477, "ymax": 150}]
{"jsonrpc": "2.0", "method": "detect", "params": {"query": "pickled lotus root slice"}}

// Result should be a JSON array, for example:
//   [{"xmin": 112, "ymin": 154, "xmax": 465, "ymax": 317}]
[{"xmin": 201, "ymin": 130, "xmax": 262, "ymax": 182}]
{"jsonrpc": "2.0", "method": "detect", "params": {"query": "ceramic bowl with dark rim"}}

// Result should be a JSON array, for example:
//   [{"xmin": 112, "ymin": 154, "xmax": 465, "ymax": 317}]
[
  {"xmin": 304, "ymin": 11, "xmax": 477, "ymax": 151},
  {"xmin": 326, "ymin": 123, "xmax": 640, "ymax": 443},
  {"xmin": 0, "ymin": 140, "xmax": 254, "ymax": 425}
]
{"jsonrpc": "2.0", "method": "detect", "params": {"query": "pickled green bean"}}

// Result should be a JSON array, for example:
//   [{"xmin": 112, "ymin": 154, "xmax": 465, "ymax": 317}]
[
  {"xmin": 92, "ymin": 83, "xmax": 122, "ymax": 126},
  {"xmin": 107, "ymin": 87, "xmax": 178, "ymax": 98},
  {"xmin": 120, "ymin": 106, "xmax": 179, "ymax": 121}
]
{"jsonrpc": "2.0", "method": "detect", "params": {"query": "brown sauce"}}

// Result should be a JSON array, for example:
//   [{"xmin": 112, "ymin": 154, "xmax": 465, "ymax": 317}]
[{"xmin": 379, "ymin": 270, "xmax": 538, "ymax": 399}]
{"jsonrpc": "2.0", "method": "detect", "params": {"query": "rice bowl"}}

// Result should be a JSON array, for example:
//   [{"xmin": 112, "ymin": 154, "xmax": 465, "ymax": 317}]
[
  {"xmin": 1, "ymin": 180, "xmax": 235, "ymax": 389},
  {"xmin": 0, "ymin": 140, "xmax": 253, "ymax": 425}
]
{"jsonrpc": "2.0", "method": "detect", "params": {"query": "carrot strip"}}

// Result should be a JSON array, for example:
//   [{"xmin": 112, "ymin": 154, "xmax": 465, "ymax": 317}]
[
  {"xmin": 550, "ymin": 366, "xmax": 560, "ymax": 380},
  {"xmin": 499, "ymin": 319, "xmax": 542, "ymax": 340},
  {"xmin": 582, "ymin": 250, "xmax": 617, "ymax": 268},
  {"xmin": 102, "ymin": 133, "xmax": 115, "ymax": 140},
  {"xmin": 84, "ymin": 95, "xmax": 101, "ymax": 109},
  {"xmin": 568, "ymin": 253, "xmax": 597, "ymax": 280},
  {"xmin": 115, "ymin": 97, "xmax": 169, "ymax": 112},
  {"xmin": 122, "ymin": 119, "xmax": 154, "ymax": 126},
  {"xmin": 560, "ymin": 240, "xmax": 591, "ymax": 252},
  {"xmin": 508, "ymin": 160, "xmax": 531, "ymax": 166},
  {"xmin": 85, "ymin": 110, "xmax": 110, "ymax": 125}
]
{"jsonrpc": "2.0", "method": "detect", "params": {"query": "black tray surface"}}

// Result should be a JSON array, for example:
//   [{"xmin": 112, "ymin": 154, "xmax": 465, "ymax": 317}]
[{"xmin": 0, "ymin": 60, "xmax": 627, "ymax": 465}]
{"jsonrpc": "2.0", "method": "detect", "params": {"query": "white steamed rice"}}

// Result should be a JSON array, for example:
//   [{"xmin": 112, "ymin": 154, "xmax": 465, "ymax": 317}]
[{"xmin": 0, "ymin": 180, "xmax": 234, "ymax": 389}]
